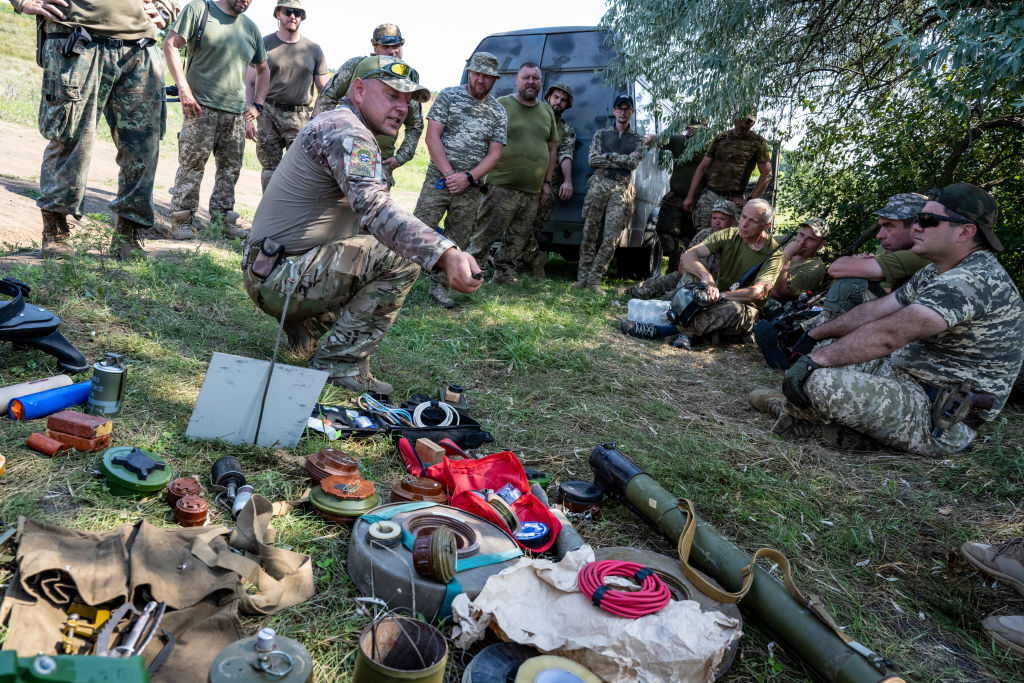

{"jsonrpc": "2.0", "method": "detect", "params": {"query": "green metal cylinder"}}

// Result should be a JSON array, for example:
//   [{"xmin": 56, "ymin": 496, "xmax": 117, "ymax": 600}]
[
  {"xmin": 352, "ymin": 616, "xmax": 447, "ymax": 683},
  {"xmin": 590, "ymin": 444, "xmax": 903, "ymax": 683}
]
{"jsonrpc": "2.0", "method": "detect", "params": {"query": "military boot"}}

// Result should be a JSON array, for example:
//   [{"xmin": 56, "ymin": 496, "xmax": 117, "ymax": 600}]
[
  {"xmin": 329, "ymin": 358, "xmax": 394, "ymax": 395},
  {"xmin": 213, "ymin": 210, "xmax": 249, "ymax": 239},
  {"xmin": 428, "ymin": 282, "xmax": 455, "ymax": 309},
  {"xmin": 167, "ymin": 211, "xmax": 199, "ymax": 240},
  {"xmin": 529, "ymin": 252, "xmax": 548, "ymax": 278},
  {"xmin": 112, "ymin": 215, "xmax": 146, "ymax": 260},
  {"xmin": 283, "ymin": 318, "xmax": 318, "ymax": 360},
  {"xmin": 492, "ymin": 269, "xmax": 519, "ymax": 286},
  {"xmin": 749, "ymin": 388, "xmax": 786, "ymax": 418},
  {"xmin": 40, "ymin": 210, "xmax": 73, "ymax": 257}
]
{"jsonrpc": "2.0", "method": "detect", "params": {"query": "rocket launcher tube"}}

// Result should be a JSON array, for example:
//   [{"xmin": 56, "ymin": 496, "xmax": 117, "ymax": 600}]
[{"xmin": 589, "ymin": 443, "xmax": 903, "ymax": 683}]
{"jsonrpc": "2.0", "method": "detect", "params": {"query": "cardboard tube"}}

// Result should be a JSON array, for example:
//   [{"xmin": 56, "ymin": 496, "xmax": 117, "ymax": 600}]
[
  {"xmin": 0, "ymin": 375, "xmax": 72, "ymax": 414},
  {"xmin": 8, "ymin": 381, "xmax": 91, "ymax": 421}
]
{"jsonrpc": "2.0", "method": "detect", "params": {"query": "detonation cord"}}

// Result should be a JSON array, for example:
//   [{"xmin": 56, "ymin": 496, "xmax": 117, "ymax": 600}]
[
  {"xmin": 358, "ymin": 393, "xmax": 414, "ymax": 427},
  {"xmin": 412, "ymin": 399, "xmax": 459, "ymax": 427},
  {"xmin": 577, "ymin": 560, "xmax": 670, "ymax": 619}
]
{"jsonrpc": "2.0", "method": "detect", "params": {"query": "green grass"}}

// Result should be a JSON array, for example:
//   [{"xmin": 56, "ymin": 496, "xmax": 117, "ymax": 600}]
[{"xmin": 1, "ymin": 246, "xmax": 1022, "ymax": 681}]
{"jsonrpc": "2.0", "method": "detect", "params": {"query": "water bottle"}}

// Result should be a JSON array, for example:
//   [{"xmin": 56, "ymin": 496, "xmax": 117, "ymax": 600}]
[{"xmin": 627, "ymin": 299, "xmax": 671, "ymax": 324}]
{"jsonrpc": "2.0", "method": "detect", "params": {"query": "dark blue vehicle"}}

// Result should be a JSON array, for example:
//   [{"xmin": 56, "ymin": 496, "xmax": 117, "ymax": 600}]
[{"xmin": 463, "ymin": 27, "xmax": 670, "ymax": 279}]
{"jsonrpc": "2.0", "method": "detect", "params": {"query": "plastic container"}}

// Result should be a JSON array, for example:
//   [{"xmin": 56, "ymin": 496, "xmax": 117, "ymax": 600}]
[{"xmin": 627, "ymin": 299, "xmax": 671, "ymax": 324}]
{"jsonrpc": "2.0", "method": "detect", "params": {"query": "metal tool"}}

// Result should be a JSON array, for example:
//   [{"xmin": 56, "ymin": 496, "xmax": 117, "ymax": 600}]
[
  {"xmin": 95, "ymin": 600, "xmax": 166, "ymax": 658},
  {"xmin": 61, "ymin": 604, "xmax": 111, "ymax": 654}
]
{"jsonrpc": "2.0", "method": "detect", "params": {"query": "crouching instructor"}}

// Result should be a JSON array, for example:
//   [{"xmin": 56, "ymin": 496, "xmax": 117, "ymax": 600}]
[{"xmin": 242, "ymin": 57, "xmax": 482, "ymax": 394}]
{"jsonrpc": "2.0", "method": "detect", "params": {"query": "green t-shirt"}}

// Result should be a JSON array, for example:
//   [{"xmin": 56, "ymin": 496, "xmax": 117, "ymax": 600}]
[
  {"xmin": 787, "ymin": 256, "xmax": 827, "ymax": 294},
  {"xmin": 875, "ymin": 248, "xmax": 930, "ymax": 291},
  {"xmin": 703, "ymin": 227, "xmax": 783, "ymax": 308},
  {"xmin": 172, "ymin": 0, "xmax": 267, "ymax": 114},
  {"xmin": 264, "ymin": 34, "xmax": 327, "ymax": 107},
  {"xmin": 485, "ymin": 95, "xmax": 561, "ymax": 194}
]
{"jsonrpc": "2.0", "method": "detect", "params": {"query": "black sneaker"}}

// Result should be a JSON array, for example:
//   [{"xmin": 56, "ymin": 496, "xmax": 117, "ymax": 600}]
[{"xmin": 671, "ymin": 333, "xmax": 693, "ymax": 350}]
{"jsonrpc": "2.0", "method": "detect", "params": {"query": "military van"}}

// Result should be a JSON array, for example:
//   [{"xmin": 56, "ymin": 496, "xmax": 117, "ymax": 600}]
[{"xmin": 463, "ymin": 27, "xmax": 670, "ymax": 279}]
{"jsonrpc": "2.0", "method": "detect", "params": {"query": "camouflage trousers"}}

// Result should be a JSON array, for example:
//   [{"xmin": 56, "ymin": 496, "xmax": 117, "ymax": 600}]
[
  {"xmin": 467, "ymin": 185, "xmax": 539, "ymax": 277},
  {"xmin": 521, "ymin": 188, "xmax": 557, "ymax": 274},
  {"xmin": 256, "ymin": 101, "xmax": 309, "ymax": 191},
  {"xmin": 630, "ymin": 271, "xmax": 682, "ymax": 300},
  {"xmin": 36, "ymin": 38, "xmax": 165, "ymax": 225},
  {"xmin": 577, "ymin": 174, "xmax": 635, "ymax": 286},
  {"xmin": 414, "ymin": 168, "xmax": 483, "ymax": 285},
  {"xmin": 241, "ymin": 235, "xmax": 419, "ymax": 379},
  {"xmin": 777, "ymin": 357, "xmax": 975, "ymax": 456},
  {"xmin": 655, "ymin": 190, "xmax": 695, "ymax": 272},
  {"xmin": 675, "ymin": 300, "xmax": 759, "ymax": 339},
  {"xmin": 801, "ymin": 278, "xmax": 877, "ymax": 333},
  {"xmin": 170, "ymin": 106, "xmax": 245, "ymax": 216},
  {"xmin": 693, "ymin": 188, "xmax": 730, "ymax": 236}
]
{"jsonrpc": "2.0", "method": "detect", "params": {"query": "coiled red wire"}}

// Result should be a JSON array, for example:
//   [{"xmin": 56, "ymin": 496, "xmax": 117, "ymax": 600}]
[{"xmin": 577, "ymin": 560, "xmax": 671, "ymax": 618}]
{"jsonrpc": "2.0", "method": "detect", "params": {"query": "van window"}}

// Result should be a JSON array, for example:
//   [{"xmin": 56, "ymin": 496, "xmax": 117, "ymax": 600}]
[
  {"xmin": 473, "ymin": 34, "xmax": 546, "ymax": 74},
  {"xmin": 542, "ymin": 31, "xmax": 614, "ymax": 70}
]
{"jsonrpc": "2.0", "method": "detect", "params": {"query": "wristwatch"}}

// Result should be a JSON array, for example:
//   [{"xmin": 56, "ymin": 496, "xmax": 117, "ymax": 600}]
[
  {"xmin": 252, "ymin": 102, "xmax": 264, "ymax": 113},
  {"xmin": 465, "ymin": 172, "xmax": 474, "ymax": 184}
]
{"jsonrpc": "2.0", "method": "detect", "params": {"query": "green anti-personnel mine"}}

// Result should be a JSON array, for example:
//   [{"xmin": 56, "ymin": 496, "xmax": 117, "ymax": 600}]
[{"xmin": 0, "ymin": 652, "xmax": 149, "ymax": 683}]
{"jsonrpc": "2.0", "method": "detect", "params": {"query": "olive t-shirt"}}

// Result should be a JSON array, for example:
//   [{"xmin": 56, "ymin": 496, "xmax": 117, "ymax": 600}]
[
  {"xmin": 51, "ymin": 0, "xmax": 175, "ymax": 40},
  {"xmin": 703, "ymin": 227, "xmax": 783, "ymax": 308},
  {"xmin": 875, "ymin": 248, "xmax": 929, "ymax": 291},
  {"xmin": 787, "ymin": 257, "xmax": 827, "ymax": 294},
  {"xmin": 892, "ymin": 250, "xmax": 1024, "ymax": 420},
  {"xmin": 263, "ymin": 34, "xmax": 327, "ymax": 107},
  {"xmin": 171, "ymin": 0, "xmax": 267, "ymax": 114},
  {"xmin": 485, "ymin": 95, "xmax": 561, "ymax": 194}
]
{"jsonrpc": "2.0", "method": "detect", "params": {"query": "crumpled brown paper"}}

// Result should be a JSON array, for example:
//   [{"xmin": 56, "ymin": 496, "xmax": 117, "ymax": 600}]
[{"xmin": 452, "ymin": 546, "xmax": 741, "ymax": 683}]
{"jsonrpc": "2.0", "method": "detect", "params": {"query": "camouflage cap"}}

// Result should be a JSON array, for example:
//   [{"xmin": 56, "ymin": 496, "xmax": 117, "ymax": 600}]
[
  {"xmin": 873, "ymin": 193, "xmax": 927, "ymax": 221},
  {"xmin": 353, "ymin": 56, "xmax": 429, "ymax": 103},
  {"xmin": 711, "ymin": 200, "xmax": 739, "ymax": 217},
  {"xmin": 735, "ymin": 109, "xmax": 757, "ymax": 122},
  {"xmin": 931, "ymin": 182, "xmax": 1002, "ymax": 251},
  {"xmin": 799, "ymin": 217, "xmax": 829, "ymax": 238},
  {"xmin": 544, "ymin": 83, "xmax": 573, "ymax": 109},
  {"xmin": 274, "ymin": 0, "xmax": 303, "ymax": 15},
  {"xmin": 467, "ymin": 52, "xmax": 499, "ymax": 78},
  {"xmin": 372, "ymin": 23, "xmax": 404, "ymax": 46}
]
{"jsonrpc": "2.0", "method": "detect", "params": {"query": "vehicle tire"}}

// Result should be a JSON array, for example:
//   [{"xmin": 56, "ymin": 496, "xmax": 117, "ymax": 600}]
[{"xmin": 614, "ymin": 239, "xmax": 663, "ymax": 280}]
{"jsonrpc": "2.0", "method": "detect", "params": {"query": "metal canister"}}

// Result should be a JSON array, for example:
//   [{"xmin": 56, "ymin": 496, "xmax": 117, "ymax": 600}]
[{"xmin": 85, "ymin": 353, "xmax": 126, "ymax": 417}]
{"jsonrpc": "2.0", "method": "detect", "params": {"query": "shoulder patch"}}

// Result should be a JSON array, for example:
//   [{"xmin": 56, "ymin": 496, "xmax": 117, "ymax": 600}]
[{"xmin": 344, "ymin": 137, "xmax": 380, "ymax": 179}]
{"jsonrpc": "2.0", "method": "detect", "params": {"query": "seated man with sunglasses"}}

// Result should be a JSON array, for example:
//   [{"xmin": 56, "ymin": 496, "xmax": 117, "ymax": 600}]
[
  {"xmin": 241, "ymin": 56, "xmax": 482, "ymax": 394},
  {"xmin": 754, "ymin": 183, "xmax": 1023, "ymax": 456}
]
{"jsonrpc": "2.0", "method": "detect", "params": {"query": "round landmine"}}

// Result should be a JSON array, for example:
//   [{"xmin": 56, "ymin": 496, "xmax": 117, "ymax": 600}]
[
  {"xmin": 166, "ymin": 477, "xmax": 201, "ymax": 507},
  {"xmin": 557, "ymin": 480, "xmax": 604, "ymax": 518},
  {"xmin": 390, "ymin": 475, "xmax": 448, "ymax": 504},
  {"xmin": 412, "ymin": 526, "xmax": 457, "ymax": 585},
  {"xmin": 305, "ymin": 448, "xmax": 359, "ymax": 484},
  {"xmin": 320, "ymin": 475, "xmax": 376, "ymax": 500},
  {"xmin": 174, "ymin": 494, "xmax": 209, "ymax": 527},
  {"xmin": 515, "ymin": 655, "xmax": 601, "ymax": 683},
  {"xmin": 405, "ymin": 513, "xmax": 480, "ymax": 558},
  {"xmin": 101, "ymin": 447, "xmax": 173, "ymax": 497},
  {"xmin": 309, "ymin": 484, "xmax": 381, "ymax": 526}
]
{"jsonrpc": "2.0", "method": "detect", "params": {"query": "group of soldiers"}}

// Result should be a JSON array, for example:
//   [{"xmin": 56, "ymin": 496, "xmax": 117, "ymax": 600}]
[{"xmin": 12, "ymin": 0, "xmax": 1024, "ymax": 658}]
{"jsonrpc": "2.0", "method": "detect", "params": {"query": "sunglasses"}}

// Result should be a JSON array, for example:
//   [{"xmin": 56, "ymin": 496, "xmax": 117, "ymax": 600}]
[
  {"xmin": 279, "ymin": 8, "xmax": 304, "ymax": 18},
  {"xmin": 916, "ymin": 211, "xmax": 971, "ymax": 228},
  {"xmin": 375, "ymin": 36, "xmax": 404, "ymax": 46},
  {"xmin": 364, "ymin": 61, "xmax": 420, "ymax": 84}
]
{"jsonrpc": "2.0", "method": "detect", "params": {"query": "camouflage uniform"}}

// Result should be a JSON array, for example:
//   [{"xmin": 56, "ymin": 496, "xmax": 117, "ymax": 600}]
[
  {"xmin": 242, "ymin": 98, "xmax": 455, "ymax": 381},
  {"xmin": 467, "ymin": 186, "xmax": 541, "ymax": 275},
  {"xmin": 656, "ymin": 131, "xmax": 705, "ymax": 271},
  {"xmin": 523, "ymin": 116, "xmax": 575, "ymax": 273},
  {"xmin": 577, "ymin": 125, "xmax": 646, "ymax": 287},
  {"xmin": 317, "ymin": 55, "xmax": 422, "ymax": 184},
  {"xmin": 33, "ymin": 4, "xmax": 176, "ymax": 227},
  {"xmin": 779, "ymin": 251, "xmax": 1024, "ymax": 455},
  {"xmin": 692, "ymin": 129, "xmax": 770, "ymax": 234},
  {"xmin": 256, "ymin": 102, "xmax": 307, "ymax": 190},
  {"xmin": 413, "ymin": 82, "xmax": 508, "ymax": 287},
  {"xmin": 171, "ymin": 109, "xmax": 247, "ymax": 217}
]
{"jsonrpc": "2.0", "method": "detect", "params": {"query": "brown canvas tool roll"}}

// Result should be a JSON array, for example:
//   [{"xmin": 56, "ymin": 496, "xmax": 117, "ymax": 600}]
[{"xmin": 0, "ymin": 495, "xmax": 313, "ymax": 681}]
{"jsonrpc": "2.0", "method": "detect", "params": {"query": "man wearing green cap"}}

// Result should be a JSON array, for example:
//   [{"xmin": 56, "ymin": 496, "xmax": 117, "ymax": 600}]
[
  {"xmin": 755, "ymin": 183, "xmax": 1024, "ymax": 456},
  {"xmin": 164, "ymin": 0, "xmax": 268, "ymax": 239},
  {"xmin": 241, "ymin": 56, "xmax": 482, "ymax": 394},
  {"xmin": 414, "ymin": 52, "xmax": 508, "ymax": 308},
  {"xmin": 245, "ymin": 1, "xmax": 329, "ymax": 192},
  {"xmin": 522, "ymin": 83, "xmax": 577, "ymax": 278},
  {"xmin": 314, "ymin": 23, "xmax": 422, "ymax": 185}
]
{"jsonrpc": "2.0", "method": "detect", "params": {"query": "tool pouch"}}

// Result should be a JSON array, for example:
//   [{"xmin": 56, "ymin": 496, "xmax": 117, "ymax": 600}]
[
  {"xmin": 930, "ymin": 380, "xmax": 973, "ymax": 437},
  {"xmin": 250, "ymin": 237, "xmax": 284, "ymax": 279},
  {"xmin": 60, "ymin": 26, "xmax": 91, "ymax": 58}
]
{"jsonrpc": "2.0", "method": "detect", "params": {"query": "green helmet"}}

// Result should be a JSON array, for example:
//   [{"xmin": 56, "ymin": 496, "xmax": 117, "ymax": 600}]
[{"xmin": 668, "ymin": 283, "xmax": 712, "ymax": 327}]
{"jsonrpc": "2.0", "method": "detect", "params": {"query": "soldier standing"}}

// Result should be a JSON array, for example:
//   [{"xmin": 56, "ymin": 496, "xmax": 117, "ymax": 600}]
[
  {"xmin": 575, "ymin": 95, "xmax": 646, "ymax": 291},
  {"xmin": 414, "ymin": 52, "xmax": 507, "ymax": 308},
  {"xmin": 682, "ymin": 112, "xmax": 772, "ymax": 235},
  {"xmin": 13, "ymin": 0, "xmax": 179, "ymax": 259},
  {"xmin": 314, "ymin": 24, "xmax": 421, "ymax": 186},
  {"xmin": 649, "ymin": 120, "xmax": 706, "ymax": 272},
  {"xmin": 465, "ymin": 62, "xmax": 560, "ymax": 286},
  {"xmin": 164, "ymin": 0, "xmax": 268, "ymax": 239},
  {"xmin": 241, "ymin": 57, "xmax": 481, "ymax": 394},
  {"xmin": 522, "ymin": 83, "xmax": 576, "ymax": 278},
  {"xmin": 245, "ymin": 0, "xmax": 328, "ymax": 192}
]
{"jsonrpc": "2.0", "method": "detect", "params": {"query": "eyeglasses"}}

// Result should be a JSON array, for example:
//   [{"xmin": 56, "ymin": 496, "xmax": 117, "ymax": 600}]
[
  {"xmin": 916, "ymin": 211, "xmax": 971, "ymax": 228},
  {"xmin": 279, "ymin": 8, "xmax": 304, "ymax": 18},
  {"xmin": 363, "ymin": 61, "xmax": 420, "ymax": 84}
]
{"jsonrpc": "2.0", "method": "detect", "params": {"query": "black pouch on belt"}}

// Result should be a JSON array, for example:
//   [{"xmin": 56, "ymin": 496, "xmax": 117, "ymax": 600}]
[
  {"xmin": 250, "ymin": 237, "xmax": 284, "ymax": 278},
  {"xmin": 60, "ymin": 26, "xmax": 92, "ymax": 58}
]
